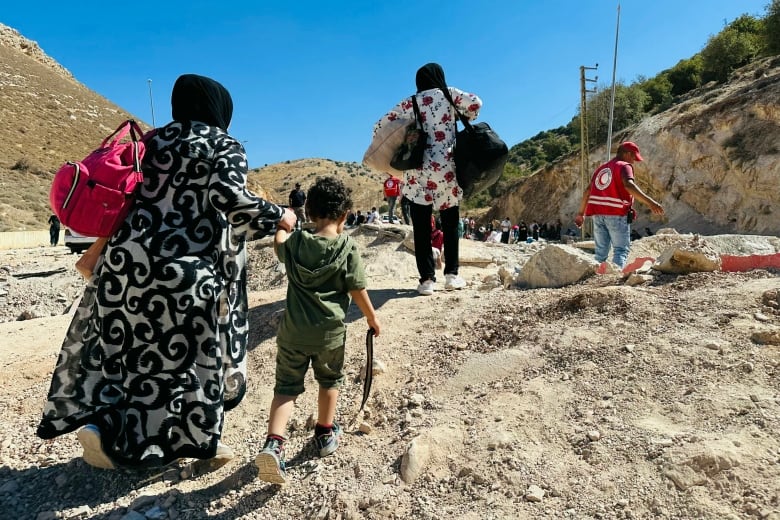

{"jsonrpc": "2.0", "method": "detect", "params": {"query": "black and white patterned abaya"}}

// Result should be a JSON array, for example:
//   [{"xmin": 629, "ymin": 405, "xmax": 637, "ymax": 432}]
[{"xmin": 37, "ymin": 116, "xmax": 283, "ymax": 466}]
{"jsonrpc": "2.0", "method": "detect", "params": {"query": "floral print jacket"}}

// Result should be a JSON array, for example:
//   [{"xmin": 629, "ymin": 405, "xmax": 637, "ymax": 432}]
[{"xmin": 374, "ymin": 87, "xmax": 482, "ymax": 209}]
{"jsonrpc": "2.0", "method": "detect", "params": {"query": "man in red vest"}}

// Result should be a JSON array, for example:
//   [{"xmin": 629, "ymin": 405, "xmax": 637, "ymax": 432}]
[
  {"xmin": 575, "ymin": 142, "xmax": 664, "ymax": 268},
  {"xmin": 383, "ymin": 175, "xmax": 402, "ymax": 223}
]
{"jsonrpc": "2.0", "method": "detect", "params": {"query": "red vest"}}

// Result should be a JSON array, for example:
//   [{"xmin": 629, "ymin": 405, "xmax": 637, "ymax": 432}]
[
  {"xmin": 584, "ymin": 159, "xmax": 634, "ymax": 216},
  {"xmin": 383, "ymin": 177, "xmax": 401, "ymax": 198}
]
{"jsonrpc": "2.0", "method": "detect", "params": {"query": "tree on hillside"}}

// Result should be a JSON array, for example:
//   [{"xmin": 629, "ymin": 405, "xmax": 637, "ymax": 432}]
[
  {"xmin": 506, "ymin": 126, "xmax": 575, "ymax": 173},
  {"xmin": 638, "ymin": 73, "xmax": 674, "ymax": 112},
  {"xmin": 540, "ymin": 132, "xmax": 574, "ymax": 160},
  {"xmin": 585, "ymin": 83, "xmax": 649, "ymax": 146},
  {"xmin": 667, "ymin": 56, "xmax": 704, "ymax": 96},
  {"xmin": 701, "ymin": 15, "xmax": 764, "ymax": 82},
  {"xmin": 766, "ymin": 0, "xmax": 780, "ymax": 54}
]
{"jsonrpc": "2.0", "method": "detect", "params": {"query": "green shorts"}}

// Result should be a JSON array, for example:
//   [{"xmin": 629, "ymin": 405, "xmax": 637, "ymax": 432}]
[{"xmin": 274, "ymin": 341, "xmax": 346, "ymax": 396}]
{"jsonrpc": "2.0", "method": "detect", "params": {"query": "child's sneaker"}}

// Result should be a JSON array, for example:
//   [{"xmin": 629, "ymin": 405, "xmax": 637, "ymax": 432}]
[
  {"xmin": 314, "ymin": 423, "xmax": 342, "ymax": 457},
  {"xmin": 77, "ymin": 424, "xmax": 115, "ymax": 469},
  {"xmin": 255, "ymin": 437, "xmax": 287, "ymax": 485}
]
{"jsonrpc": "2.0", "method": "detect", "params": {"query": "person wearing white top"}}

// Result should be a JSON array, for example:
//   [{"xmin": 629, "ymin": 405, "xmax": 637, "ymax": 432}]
[
  {"xmin": 374, "ymin": 63, "xmax": 482, "ymax": 295},
  {"xmin": 500, "ymin": 217, "xmax": 511, "ymax": 244}
]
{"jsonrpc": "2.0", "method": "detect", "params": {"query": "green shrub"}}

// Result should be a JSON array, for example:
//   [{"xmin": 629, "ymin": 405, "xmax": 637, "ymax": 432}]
[
  {"xmin": 701, "ymin": 16, "xmax": 764, "ymax": 82},
  {"xmin": 766, "ymin": 0, "xmax": 780, "ymax": 53},
  {"xmin": 667, "ymin": 56, "xmax": 704, "ymax": 96},
  {"xmin": 11, "ymin": 157, "xmax": 32, "ymax": 171}
]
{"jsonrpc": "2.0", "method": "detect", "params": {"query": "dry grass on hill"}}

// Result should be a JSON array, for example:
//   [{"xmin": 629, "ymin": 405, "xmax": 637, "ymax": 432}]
[{"xmin": 249, "ymin": 158, "xmax": 392, "ymax": 213}]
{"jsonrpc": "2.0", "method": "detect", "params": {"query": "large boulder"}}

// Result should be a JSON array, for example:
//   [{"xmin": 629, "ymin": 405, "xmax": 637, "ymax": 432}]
[
  {"xmin": 516, "ymin": 244, "xmax": 600, "ymax": 289},
  {"xmin": 653, "ymin": 235, "xmax": 722, "ymax": 274}
]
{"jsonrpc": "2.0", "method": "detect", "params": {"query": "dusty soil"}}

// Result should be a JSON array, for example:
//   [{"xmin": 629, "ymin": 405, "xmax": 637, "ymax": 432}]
[{"xmin": 0, "ymin": 227, "xmax": 779, "ymax": 520}]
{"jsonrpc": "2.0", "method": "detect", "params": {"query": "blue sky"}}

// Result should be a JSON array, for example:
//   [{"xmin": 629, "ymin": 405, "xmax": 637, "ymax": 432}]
[{"xmin": 2, "ymin": 0, "xmax": 770, "ymax": 168}]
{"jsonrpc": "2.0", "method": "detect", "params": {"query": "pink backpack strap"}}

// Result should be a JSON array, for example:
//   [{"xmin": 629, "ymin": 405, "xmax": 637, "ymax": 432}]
[
  {"xmin": 129, "ymin": 121, "xmax": 143, "ymax": 176},
  {"xmin": 102, "ymin": 119, "xmax": 145, "ymax": 147},
  {"xmin": 102, "ymin": 120, "xmax": 132, "ymax": 148},
  {"xmin": 103, "ymin": 119, "xmax": 146, "ymax": 187}
]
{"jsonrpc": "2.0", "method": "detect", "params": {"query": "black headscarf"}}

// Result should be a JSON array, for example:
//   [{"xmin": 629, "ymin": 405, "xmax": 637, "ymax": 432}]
[
  {"xmin": 415, "ymin": 63, "xmax": 448, "ymax": 93},
  {"xmin": 171, "ymin": 74, "xmax": 233, "ymax": 131}
]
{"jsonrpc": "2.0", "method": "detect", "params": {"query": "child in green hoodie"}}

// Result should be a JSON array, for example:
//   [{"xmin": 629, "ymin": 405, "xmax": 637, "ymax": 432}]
[{"xmin": 255, "ymin": 176, "xmax": 381, "ymax": 485}]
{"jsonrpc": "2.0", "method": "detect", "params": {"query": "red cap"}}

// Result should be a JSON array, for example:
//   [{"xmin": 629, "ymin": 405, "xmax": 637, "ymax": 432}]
[{"xmin": 619, "ymin": 141, "xmax": 643, "ymax": 162}]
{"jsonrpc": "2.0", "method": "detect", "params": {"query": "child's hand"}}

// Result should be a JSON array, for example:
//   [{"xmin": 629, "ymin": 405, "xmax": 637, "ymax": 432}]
[
  {"xmin": 278, "ymin": 208, "xmax": 297, "ymax": 232},
  {"xmin": 368, "ymin": 319, "xmax": 381, "ymax": 337}
]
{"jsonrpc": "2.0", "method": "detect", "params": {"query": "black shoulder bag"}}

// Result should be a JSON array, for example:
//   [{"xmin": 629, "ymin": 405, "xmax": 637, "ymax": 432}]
[
  {"xmin": 440, "ymin": 88, "xmax": 509, "ymax": 198},
  {"xmin": 389, "ymin": 96, "xmax": 426, "ymax": 171}
]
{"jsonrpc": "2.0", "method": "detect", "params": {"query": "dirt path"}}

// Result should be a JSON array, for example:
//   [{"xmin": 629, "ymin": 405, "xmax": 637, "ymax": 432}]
[{"xmin": 0, "ymin": 228, "xmax": 779, "ymax": 520}]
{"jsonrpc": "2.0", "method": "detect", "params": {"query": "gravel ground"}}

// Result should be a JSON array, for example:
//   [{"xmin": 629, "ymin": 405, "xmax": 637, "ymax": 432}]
[{"xmin": 1, "ymin": 230, "xmax": 779, "ymax": 520}]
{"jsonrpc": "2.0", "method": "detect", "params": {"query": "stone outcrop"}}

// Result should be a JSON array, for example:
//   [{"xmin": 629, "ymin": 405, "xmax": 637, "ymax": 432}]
[
  {"xmin": 518, "ymin": 233, "xmax": 780, "ymax": 287},
  {"xmin": 516, "ymin": 244, "xmax": 601, "ymax": 289},
  {"xmin": 653, "ymin": 235, "xmax": 722, "ymax": 274},
  {"xmin": 0, "ymin": 23, "xmax": 73, "ymax": 79}
]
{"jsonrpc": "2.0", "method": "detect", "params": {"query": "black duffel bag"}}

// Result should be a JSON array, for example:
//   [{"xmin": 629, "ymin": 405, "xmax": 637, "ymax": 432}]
[
  {"xmin": 440, "ymin": 88, "xmax": 508, "ymax": 198},
  {"xmin": 454, "ymin": 120, "xmax": 508, "ymax": 198}
]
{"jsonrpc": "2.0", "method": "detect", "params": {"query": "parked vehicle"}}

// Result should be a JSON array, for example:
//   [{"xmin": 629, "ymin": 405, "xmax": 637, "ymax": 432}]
[{"xmin": 64, "ymin": 229, "xmax": 97, "ymax": 253}]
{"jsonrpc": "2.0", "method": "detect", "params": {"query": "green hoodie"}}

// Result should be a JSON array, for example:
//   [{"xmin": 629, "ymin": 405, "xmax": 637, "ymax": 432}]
[{"xmin": 276, "ymin": 231, "xmax": 366, "ymax": 352}]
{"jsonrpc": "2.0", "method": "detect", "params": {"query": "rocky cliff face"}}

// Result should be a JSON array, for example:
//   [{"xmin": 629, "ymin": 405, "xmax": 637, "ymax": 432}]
[{"xmin": 489, "ymin": 57, "xmax": 780, "ymax": 236}]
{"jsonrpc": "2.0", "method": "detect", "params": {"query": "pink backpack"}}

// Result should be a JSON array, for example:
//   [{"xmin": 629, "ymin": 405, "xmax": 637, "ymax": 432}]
[{"xmin": 50, "ymin": 119, "xmax": 146, "ymax": 237}]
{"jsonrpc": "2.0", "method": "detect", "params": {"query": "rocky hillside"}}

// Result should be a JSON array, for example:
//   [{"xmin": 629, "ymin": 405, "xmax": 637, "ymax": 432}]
[
  {"xmin": 0, "ymin": 24, "xmax": 391, "ymax": 231},
  {"xmin": 1, "ymin": 22, "xmax": 778, "ymax": 237},
  {"xmin": 487, "ymin": 57, "xmax": 780, "ymax": 237},
  {"xmin": 248, "ymin": 158, "xmax": 388, "ymax": 212},
  {"xmin": 1, "ymin": 231, "xmax": 779, "ymax": 519},
  {"xmin": 0, "ymin": 24, "xmax": 142, "ymax": 232}
]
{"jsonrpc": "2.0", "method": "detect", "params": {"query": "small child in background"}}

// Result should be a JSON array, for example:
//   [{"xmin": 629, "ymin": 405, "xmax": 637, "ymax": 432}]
[
  {"xmin": 431, "ymin": 215, "xmax": 444, "ymax": 270},
  {"xmin": 255, "ymin": 176, "xmax": 381, "ymax": 485}
]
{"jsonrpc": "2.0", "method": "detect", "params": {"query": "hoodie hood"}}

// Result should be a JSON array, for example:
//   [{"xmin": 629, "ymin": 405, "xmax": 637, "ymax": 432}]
[
  {"xmin": 283, "ymin": 231, "xmax": 353, "ymax": 289},
  {"xmin": 276, "ymin": 230, "xmax": 366, "ymax": 351}
]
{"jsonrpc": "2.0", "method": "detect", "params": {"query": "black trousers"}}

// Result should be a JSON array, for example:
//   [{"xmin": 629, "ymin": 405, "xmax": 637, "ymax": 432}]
[
  {"xmin": 400, "ymin": 196, "xmax": 412, "ymax": 225},
  {"xmin": 410, "ymin": 202, "xmax": 460, "ymax": 283}
]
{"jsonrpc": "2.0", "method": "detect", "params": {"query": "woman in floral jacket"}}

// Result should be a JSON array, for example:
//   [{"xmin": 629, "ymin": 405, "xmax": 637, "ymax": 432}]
[{"xmin": 374, "ymin": 63, "xmax": 481, "ymax": 295}]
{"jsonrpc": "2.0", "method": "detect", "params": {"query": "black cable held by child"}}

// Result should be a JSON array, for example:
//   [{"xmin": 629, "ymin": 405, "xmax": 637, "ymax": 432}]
[{"xmin": 359, "ymin": 327, "xmax": 375, "ymax": 412}]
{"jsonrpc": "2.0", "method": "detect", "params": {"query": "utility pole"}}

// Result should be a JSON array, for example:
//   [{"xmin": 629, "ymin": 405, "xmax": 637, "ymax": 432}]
[
  {"xmin": 580, "ymin": 64, "xmax": 598, "ymax": 239},
  {"xmin": 606, "ymin": 3, "xmax": 621, "ymax": 160},
  {"xmin": 147, "ymin": 79, "xmax": 156, "ymax": 127}
]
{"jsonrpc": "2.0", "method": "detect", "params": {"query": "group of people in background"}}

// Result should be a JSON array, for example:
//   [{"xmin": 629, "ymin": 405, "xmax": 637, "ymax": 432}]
[
  {"xmin": 460, "ymin": 216, "xmax": 564, "ymax": 244},
  {"xmin": 345, "ymin": 207, "xmax": 380, "ymax": 227}
]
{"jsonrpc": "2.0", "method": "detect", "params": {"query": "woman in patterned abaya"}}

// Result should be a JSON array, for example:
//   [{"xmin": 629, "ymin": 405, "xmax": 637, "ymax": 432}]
[
  {"xmin": 37, "ymin": 74, "xmax": 297, "ymax": 469},
  {"xmin": 373, "ymin": 63, "xmax": 481, "ymax": 296}
]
